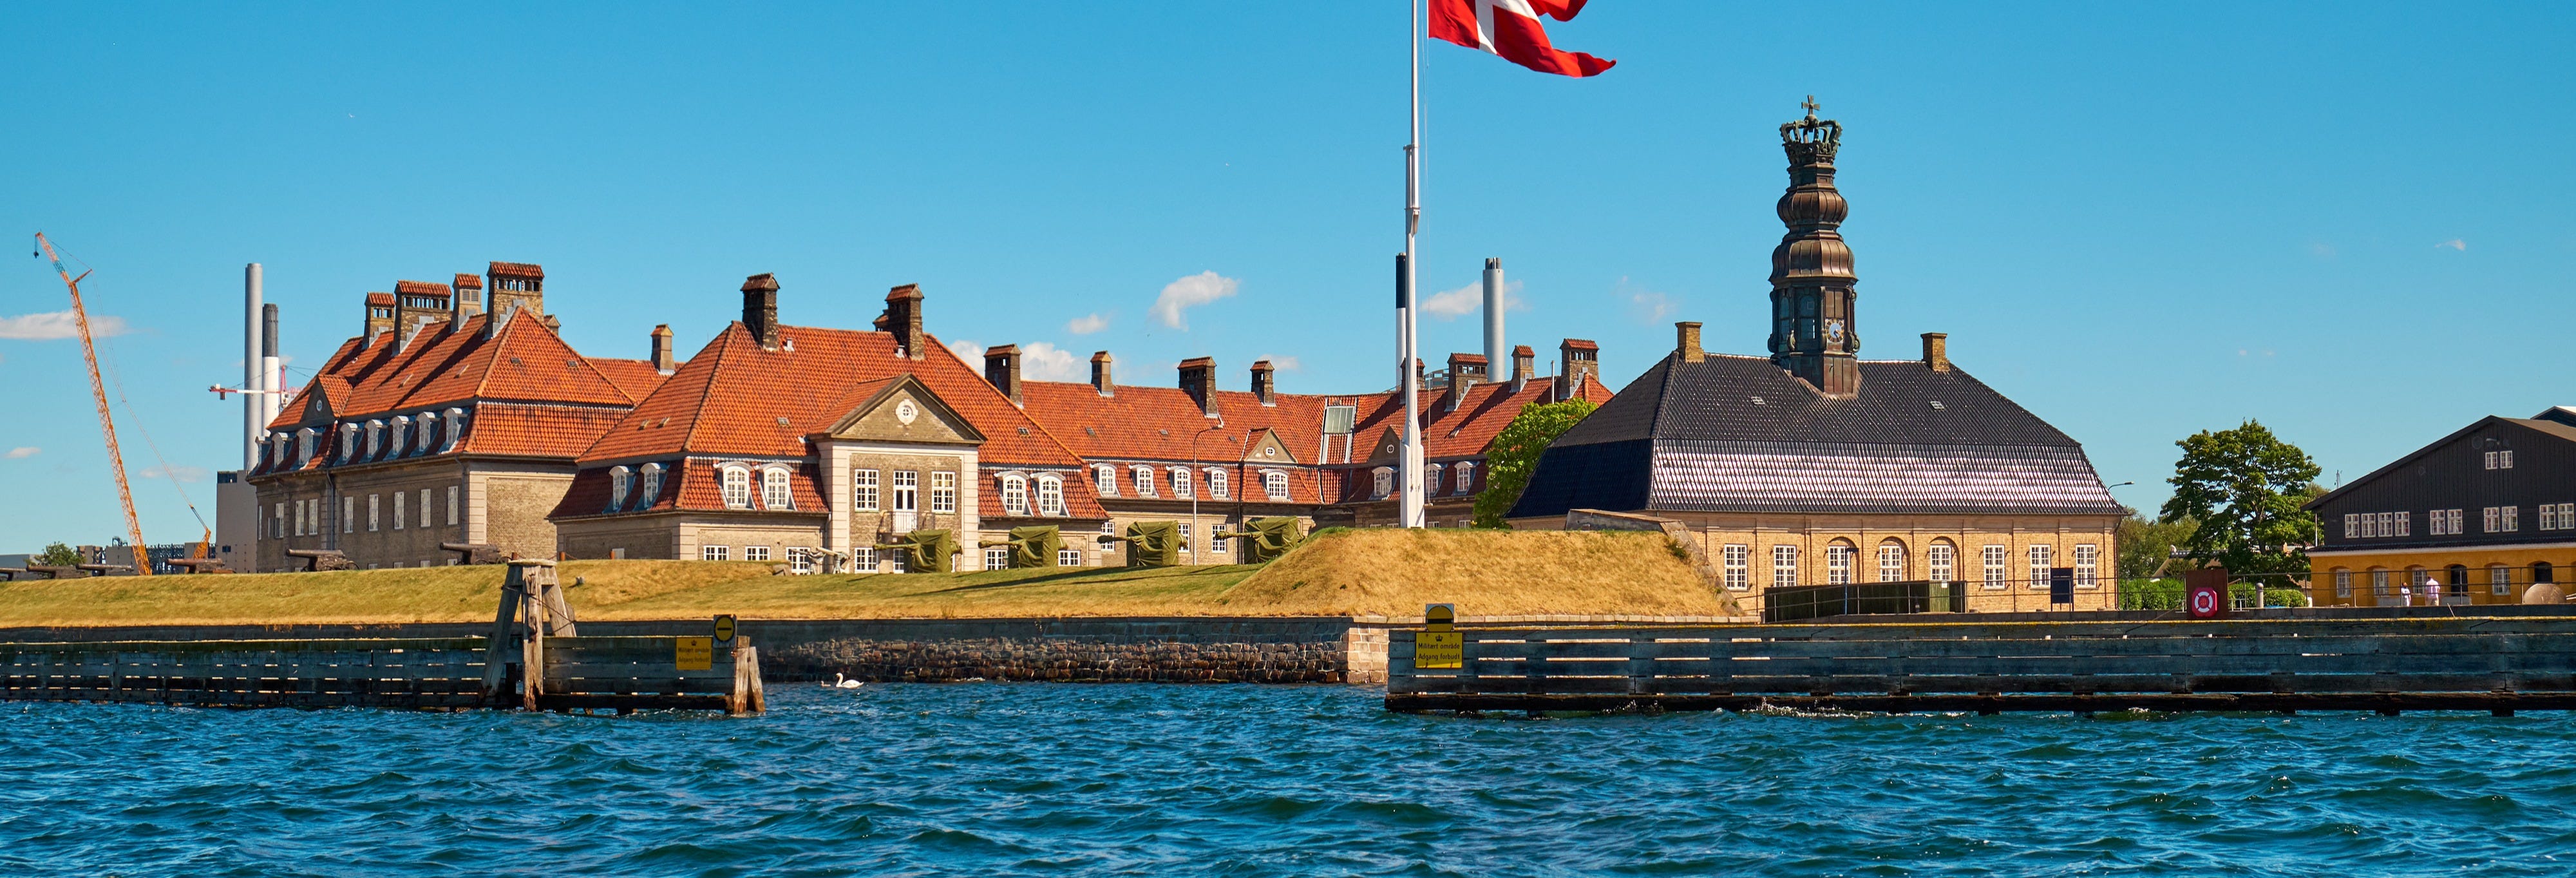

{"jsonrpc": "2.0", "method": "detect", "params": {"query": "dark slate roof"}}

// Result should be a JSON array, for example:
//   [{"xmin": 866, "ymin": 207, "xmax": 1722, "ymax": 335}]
[{"xmin": 1513, "ymin": 353, "xmax": 2121, "ymax": 517}]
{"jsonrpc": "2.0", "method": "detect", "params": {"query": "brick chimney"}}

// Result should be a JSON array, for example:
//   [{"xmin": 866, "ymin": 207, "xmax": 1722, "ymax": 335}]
[
  {"xmin": 741, "ymin": 273, "xmax": 781, "ymax": 350},
  {"xmin": 1091, "ymin": 351, "xmax": 1115, "ymax": 396},
  {"xmin": 362, "ymin": 292, "xmax": 395, "ymax": 348},
  {"xmin": 1249, "ymin": 359, "xmax": 1276, "ymax": 406},
  {"xmin": 1510, "ymin": 345, "xmax": 1535, "ymax": 393},
  {"xmin": 985, "ymin": 343, "xmax": 1023, "ymax": 405},
  {"xmin": 484, "ymin": 262, "xmax": 544, "ymax": 338},
  {"xmin": 392, "ymin": 280, "xmax": 451, "ymax": 350},
  {"xmin": 1922, "ymin": 332, "xmax": 1950, "ymax": 372},
  {"xmin": 1556, "ymin": 338, "xmax": 1599, "ymax": 401},
  {"xmin": 451, "ymin": 272, "xmax": 483, "ymax": 328},
  {"xmin": 1443, "ymin": 352, "xmax": 1488, "ymax": 414},
  {"xmin": 883, "ymin": 284, "xmax": 924, "ymax": 359},
  {"xmin": 1178, "ymin": 356, "xmax": 1218, "ymax": 418},
  {"xmin": 651, "ymin": 324, "xmax": 677, "ymax": 374}
]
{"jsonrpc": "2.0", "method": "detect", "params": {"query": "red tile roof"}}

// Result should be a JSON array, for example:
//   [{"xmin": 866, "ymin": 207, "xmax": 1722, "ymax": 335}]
[
  {"xmin": 460, "ymin": 404, "xmax": 636, "ymax": 459},
  {"xmin": 453, "ymin": 273, "xmax": 484, "ymax": 289},
  {"xmin": 488, "ymin": 261, "xmax": 544, "ymax": 278}
]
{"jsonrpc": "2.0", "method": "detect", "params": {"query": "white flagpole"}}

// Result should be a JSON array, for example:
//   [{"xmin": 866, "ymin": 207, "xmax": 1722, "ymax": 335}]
[{"xmin": 1399, "ymin": 0, "xmax": 1426, "ymax": 529}]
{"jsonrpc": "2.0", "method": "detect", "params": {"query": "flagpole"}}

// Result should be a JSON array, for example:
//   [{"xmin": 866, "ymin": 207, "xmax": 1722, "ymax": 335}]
[{"xmin": 1399, "ymin": 0, "xmax": 1425, "ymax": 529}]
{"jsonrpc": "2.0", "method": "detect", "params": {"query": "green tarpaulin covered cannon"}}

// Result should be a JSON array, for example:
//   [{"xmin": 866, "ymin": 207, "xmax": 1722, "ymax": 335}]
[
  {"xmin": 875, "ymin": 528, "xmax": 961, "ymax": 573},
  {"xmin": 1213, "ymin": 517, "xmax": 1304, "ymax": 564},
  {"xmin": 978, "ymin": 526, "xmax": 1064, "ymax": 569},
  {"xmin": 1097, "ymin": 520, "xmax": 1182, "ymax": 568}
]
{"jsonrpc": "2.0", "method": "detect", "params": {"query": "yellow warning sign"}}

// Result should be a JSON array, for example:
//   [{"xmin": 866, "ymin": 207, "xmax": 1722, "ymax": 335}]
[
  {"xmin": 1417, "ymin": 631, "xmax": 1463, "ymax": 669},
  {"xmin": 675, "ymin": 636, "xmax": 714, "ymax": 671},
  {"xmin": 712, "ymin": 615, "xmax": 737, "ymax": 644}
]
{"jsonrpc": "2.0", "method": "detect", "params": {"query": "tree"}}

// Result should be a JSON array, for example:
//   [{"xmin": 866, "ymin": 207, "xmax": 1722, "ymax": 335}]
[
  {"xmin": 34, "ymin": 542, "xmax": 80, "ymax": 567},
  {"xmin": 2114, "ymin": 508, "xmax": 2197, "ymax": 580},
  {"xmin": 2159, "ymin": 420, "xmax": 2321, "ymax": 577},
  {"xmin": 1472, "ymin": 398, "xmax": 1598, "ymax": 528}
]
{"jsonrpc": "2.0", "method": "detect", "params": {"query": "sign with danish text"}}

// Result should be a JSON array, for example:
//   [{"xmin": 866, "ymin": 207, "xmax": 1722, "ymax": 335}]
[{"xmin": 1417, "ymin": 604, "xmax": 1463, "ymax": 669}]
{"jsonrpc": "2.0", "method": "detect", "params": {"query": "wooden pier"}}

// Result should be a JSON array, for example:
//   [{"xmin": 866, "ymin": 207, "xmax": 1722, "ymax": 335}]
[
  {"xmin": 1388, "ymin": 615, "xmax": 2576, "ymax": 714},
  {"xmin": 0, "ymin": 560, "xmax": 762, "ymax": 714}
]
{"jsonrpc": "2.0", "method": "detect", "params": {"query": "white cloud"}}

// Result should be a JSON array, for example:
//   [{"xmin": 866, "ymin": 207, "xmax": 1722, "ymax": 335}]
[
  {"xmin": 1629, "ymin": 291, "xmax": 1676, "ymax": 323},
  {"xmin": 1066, "ymin": 313, "xmax": 1109, "ymax": 335},
  {"xmin": 141, "ymin": 464, "xmax": 211, "ymax": 482},
  {"xmin": 2437, "ymin": 238, "xmax": 2467, "ymax": 251},
  {"xmin": 1420, "ymin": 280, "xmax": 1526, "ymax": 320},
  {"xmin": 1021, "ymin": 342, "xmax": 1083, "ymax": 381},
  {"xmin": 0, "ymin": 310, "xmax": 131, "ymax": 340},
  {"xmin": 945, "ymin": 339, "xmax": 986, "ymax": 363},
  {"xmin": 1256, "ymin": 355, "xmax": 1302, "ymax": 372},
  {"xmin": 4, "ymin": 447, "xmax": 37, "ymax": 459},
  {"xmin": 1150, "ymin": 271, "xmax": 1239, "ymax": 330}
]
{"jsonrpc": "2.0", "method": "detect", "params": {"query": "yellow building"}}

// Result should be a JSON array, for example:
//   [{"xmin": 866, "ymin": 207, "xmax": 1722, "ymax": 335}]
[{"xmin": 2303, "ymin": 408, "xmax": 2575, "ymax": 606}]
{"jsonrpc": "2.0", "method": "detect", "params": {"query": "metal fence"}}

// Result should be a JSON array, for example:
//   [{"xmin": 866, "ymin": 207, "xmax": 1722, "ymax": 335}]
[{"xmin": 1747, "ymin": 565, "xmax": 2570, "ymax": 620}]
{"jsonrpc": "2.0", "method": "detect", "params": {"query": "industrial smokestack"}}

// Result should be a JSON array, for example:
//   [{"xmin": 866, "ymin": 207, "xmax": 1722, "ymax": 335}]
[
  {"xmin": 243, "ymin": 263, "xmax": 263, "ymax": 470},
  {"xmin": 261, "ymin": 303, "xmax": 283, "ymax": 432},
  {"xmin": 1481, "ymin": 258, "xmax": 1504, "ymax": 370}
]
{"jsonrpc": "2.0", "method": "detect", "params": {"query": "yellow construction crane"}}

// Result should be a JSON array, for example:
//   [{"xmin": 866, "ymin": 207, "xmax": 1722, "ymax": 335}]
[{"xmin": 33, "ymin": 233, "xmax": 150, "ymax": 575}]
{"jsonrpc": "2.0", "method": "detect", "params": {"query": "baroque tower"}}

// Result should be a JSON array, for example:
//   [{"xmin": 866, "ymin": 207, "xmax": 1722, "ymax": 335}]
[{"xmin": 1766, "ymin": 97, "xmax": 1861, "ymax": 396}]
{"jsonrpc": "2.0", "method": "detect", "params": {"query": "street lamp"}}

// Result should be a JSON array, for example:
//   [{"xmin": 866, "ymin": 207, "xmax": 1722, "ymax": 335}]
[{"xmin": 1191, "ymin": 420, "xmax": 1233, "ymax": 563}]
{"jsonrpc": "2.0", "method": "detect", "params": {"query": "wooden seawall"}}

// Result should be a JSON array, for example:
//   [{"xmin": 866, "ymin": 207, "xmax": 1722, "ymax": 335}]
[{"xmin": 1388, "ymin": 616, "xmax": 2576, "ymax": 714}]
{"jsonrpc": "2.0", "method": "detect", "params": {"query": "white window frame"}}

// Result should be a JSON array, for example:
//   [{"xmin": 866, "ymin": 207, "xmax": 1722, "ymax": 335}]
[
  {"xmin": 1170, "ymin": 466, "xmax": 1192, "ymax": 499},
  {"xmin": 1372, "ymin": 468, "xmax": 1394, "ymax": 500},
  {"xmin": 721, "ymin": 466, "xmax": 752, "ymax": 510},
  {"xmin": 1929, "ymin": 543, "xmax": 1955, "ymax": 584},
  {"xmin": 931, "ymin": 471, "xmax": 958, "ymax": 514},
  {"xmin": 2485, "ymin": 451, "xmax": 2499, "ymax": 470},
  {"xmin": 609, "ymin": 466, "xmax": 632, "ymax": 510},
  {"xmin": 1981, "ymin": 545, "xmax": 2007, "ymax": 590},
  {"xmin": 1454, "ymin": 461, "xmax": 1475, "ymax": 495},
  {"xmin": 892, "ymin": 470, "xmax": 919, "ymax": 512},
  {"xmin": 368, "ymin": 494, "xmax": 381, "ymax": 531},
  {"xmin": 1425, "ymin": 463, "xmax": 1443, "ymax": 497},
  {"xmin": 2334, "ymin": 569, "xmax": 2353, "ymax": 598},
  {"xmin": 744, "ymin": 545, "xmax": 772, "ymax": 562},
  {"xmin": 1877, "ymin": 543, "xmax": 1905, "ymax": 583},
  {"xmin": 1722, "ymin": 544, "xmax": 1749, "ymax": 591},
  {"xmin": 421, "ymin": 489, "xmax": 431, "ymax": 529},
  {"xmin": 2074, "ymin": 544, "xmax": 2098, "ymax": 587},
  {"xmin": 2500, "ymin": 506, "xmax": 2518, "ymax": 532},
  {"xmin": 2027, "ymin": 544, "xmax": 2051, "ymax": 589},
  {"xmin": 1036, "ymin": 476, "xmax": 1065, "ymax": 516},
  {"xmin": 761, "ymin": 467, "xmax": 793, "ymax": 511},
  {"xmin": 1770, "ymin": 545, "xmax": 1799, "ymax": 589},
  {"xmin": 984, "ymin": 546, "xmax": 1009, "ymax": 571},
  {"xmin": 1177, "ymin": 522, "xmax": 1193, "ymax": 557},
  {"xmin": 1000, "ymin": 475, "xmax": 1030, "ymax": 516},
  {"xmin": 1264, "ymin": 470, "xmax": 1290, "ymax": 501},
  {"xmin": 634, "ymin": 465, "xmax": 659, "ymax": 511},
  {"xmin": 293, "ymin": 500, "xmax": 306, "ymax": 537},
  {"xmin": 1094, "ymin": 463, "xmax": 1117, "ymax": 497},
  {"xmin": 273, "ymin": 502, "xmax": 285, "ymax": 539},
  {"xmin": 702, "ymin": 545, "xmax": 729, "ymax": 561},
  {"xmin": 853, "ymin": 547, "xmax": 878, "ymax": 572},
  {"xmin": 393, "ymin": 490, "xmax": 405, "ymax": 530},
  {"xmin": 788, "ymin": 548, "xmax": 813, "ymax": 575},
  {"xmin": 1825, "ymin": 542, "xmax": 1853, "ymax": 585},
  {"xmin": 2501, "ymin": 450, "xmax": 2515, "ymax": 468},
  {"xmin": 2372, "ymin": 568, "xmax": 2391, "ymax": 596},
  {"xmin": 1132, "ymin": 464, "xmax": 1156, "ymax": 498},
  {"xmin": 1058, "ymin": 548, "xmax": 1084, "ymax": 567},
  {"xmin": 345, "ymin": 497, "xmax": 356, "ymax": 533},
  {"xmin": 2342, "ymin": 513, "xmax": 2357, "ymax": 539},
  {"xmin": 2392, "ymin": 511, "xmax": 2410, "ymax": 537},
  {"xmin": 1206, "ymin": 468, "xmax": 1228, "ymax": 500},
  {"xmin": 853, "ymin": 469, "xmax": 880, "ymax": 512},
  {"xmin": 2491, "ymin": 565, "xmax": 2513, "ymax": 596}
]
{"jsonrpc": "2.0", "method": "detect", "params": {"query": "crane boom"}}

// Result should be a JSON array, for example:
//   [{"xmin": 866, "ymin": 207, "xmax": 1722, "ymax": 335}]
[{"xmin": 33, "ymin": 233, "xmax": 151, "ymax": 576}]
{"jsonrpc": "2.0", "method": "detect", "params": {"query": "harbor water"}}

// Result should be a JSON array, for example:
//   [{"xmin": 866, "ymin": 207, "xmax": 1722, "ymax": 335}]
[{"xmin": 5, "ymin": 684, "xmax": 2574, "ymax": 876}]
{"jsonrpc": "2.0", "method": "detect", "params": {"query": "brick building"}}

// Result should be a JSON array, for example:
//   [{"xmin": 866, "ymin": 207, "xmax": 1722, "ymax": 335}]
[{"xmin": 2303, "ymin": 407, "xmax": 2575, "ymax": 606}]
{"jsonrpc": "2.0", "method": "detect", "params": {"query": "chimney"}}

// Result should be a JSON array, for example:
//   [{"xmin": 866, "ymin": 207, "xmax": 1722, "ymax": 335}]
[
  {"xmin": 1481, "ymin": 257, "xmax": 1505, "ymax": 368},
  {"xmin": 1922, "ymin": 332, "xmax": 1950, "ymax": 372},
  {"xmin": 1556, "ymin": 338, "xmax": 1599, "ymax": 401},
  {"xmin": 1178, "ymin": 356, "xmax": 1218, "ymax": 418},
  {"xmin": 261, "ymin": 303, "xmax": 282, "ymax": 433},
  {"xmin": 392, "ymin": 280, "xmax": 451, "ymax": 350},
  {"xmin": 1443, "ymin": 352, "xmax": 1488, "ymax": 414},
  {"xmin": 450, "ymin": 272, "xmax": 482, "ymax": 329},
  {"xmin": 1250, "ymin": 359, "xmax": 1276, "ymax": 406},
  {"xmin": 741, "ymin": 273, "xmax": 781, "ymax": 350},
  {"xmin": 1091, "ymin": 350, "xmax": 1115, "ymax": 396},
  {"xmin": 651, "ymin": 324, "xmax": 677, "ymax": 374},
  {"xmin": 1676, "ymin": 321, "xmax": 1705, "ymax": 363},
  {"xmin": 484, "ymin": 262, "xmax": 544, "ymax": 338},
  {"xmin": 984, "ymin": 343, "xmax": 1023, "ymax": 405},
  {"xmin": 362, "ymin": 292, "xmax": 395, "ymax": 348},
  {"xmin": 243, "ymin": 264, "xmax": 262, "ymax": 470},
  {"xmin": 1510, "ymin": 345, "xmax": 1535, "ymax": 393},
  {"xmin": 878, "ymin": 284, "xmax": 925, "ymax": 359}
]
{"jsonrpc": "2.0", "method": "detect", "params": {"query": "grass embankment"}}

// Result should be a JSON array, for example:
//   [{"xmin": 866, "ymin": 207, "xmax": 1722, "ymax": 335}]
[{"xmin": 0, "ymin": 528, "xmax": 1728, "ymax": 627}]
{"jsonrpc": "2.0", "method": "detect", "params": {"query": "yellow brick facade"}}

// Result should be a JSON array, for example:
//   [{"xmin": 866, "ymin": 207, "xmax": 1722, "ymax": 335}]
[{"xmin": 2307, "ymin": 543, "xmax": 2575, "ymax": 607}]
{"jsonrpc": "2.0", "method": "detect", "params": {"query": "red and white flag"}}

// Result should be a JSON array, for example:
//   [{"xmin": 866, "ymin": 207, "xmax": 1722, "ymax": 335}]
[{"xmin": 1428, "ymin": 0, "xmax": 1615, "ymax": 77}]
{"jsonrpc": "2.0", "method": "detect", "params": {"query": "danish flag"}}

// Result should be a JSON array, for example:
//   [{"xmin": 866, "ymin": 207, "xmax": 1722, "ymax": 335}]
[{"xmin": 1428, "ymin": 0, "xmax": 1616, "ymax": 77}]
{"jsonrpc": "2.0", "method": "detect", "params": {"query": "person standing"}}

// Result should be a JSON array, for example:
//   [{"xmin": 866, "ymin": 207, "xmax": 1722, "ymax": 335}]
[{"xmin": 2425, "ymin": 574, "xmax": 2443, "ymax": 607}]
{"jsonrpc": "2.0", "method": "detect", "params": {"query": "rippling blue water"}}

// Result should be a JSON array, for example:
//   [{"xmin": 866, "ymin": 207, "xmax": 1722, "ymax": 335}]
[{"xmin": 6, "ymin": 685, "xmax": 2575, "ymax": 876}]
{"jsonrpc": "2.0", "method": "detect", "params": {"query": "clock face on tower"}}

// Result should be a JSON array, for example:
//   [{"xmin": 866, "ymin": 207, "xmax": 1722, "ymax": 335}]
[{"xmin": 1825, "ymin": 319, "xmax": 1846, "ymax": 345}]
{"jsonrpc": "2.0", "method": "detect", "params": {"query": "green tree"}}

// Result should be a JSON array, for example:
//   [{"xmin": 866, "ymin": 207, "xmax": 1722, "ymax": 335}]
[
  {"xmin": 2159, "ymin": 420, "xmax": 2321, "ymax": 576},
  {"xmin": 1471, "ymin": 398, "xmax": 1598, "ymax": 528},
  {"xmin": 34, "ymin": 542, "xmax": 80, "ymax": 567},
  {"xmin": 2114, "ymin": 508, "xmax": 2197, "ymax": 580}
]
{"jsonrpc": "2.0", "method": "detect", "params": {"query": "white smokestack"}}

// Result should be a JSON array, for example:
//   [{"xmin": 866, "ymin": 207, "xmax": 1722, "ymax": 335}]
[
  {"xmin": 243, "ymin": 263, "xmax": 263, "ymax": 469},
  {"xmin": 261, "ymin": 303, "xmax": 282, "ymax": 432},
  {"xmin": 1481, "ymin": 257, "xmax": 1504, "ymax": 370}
]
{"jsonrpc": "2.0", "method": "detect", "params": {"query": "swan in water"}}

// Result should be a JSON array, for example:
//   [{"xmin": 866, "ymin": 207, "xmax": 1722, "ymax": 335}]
[{"xmin": 824, "ymin": 672, "xmax": 863, "ymax": 689}]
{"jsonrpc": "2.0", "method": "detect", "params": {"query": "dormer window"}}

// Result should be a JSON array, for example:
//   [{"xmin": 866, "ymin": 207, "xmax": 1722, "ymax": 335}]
[
  {"xmin": 339, "ymin": 424, "xmax": 359, "ymax": 463},
  {"xmin": 1094, "ymin": 463, "xmax": 1118, "ymax": 497},
  {"xmin": 1372, "ymin": 467, "xmax": 1394, "ymax": 499},
  {"xmin": 1001, "ymin": 475, "xmax": 1030, "ymax": 516},
  {"xmin": 1170, "ymin": 466, "xmax": 1193, "ymax": 499},
  {"xmin": 389, "ymin": 416, "xmax": 411, "ymax": 458},
  {"xmin": 1132, "ymin": 464, "xmax": 1156, "ymax": 497},
  {"xmin": 761, "ymin": 466, "xmax": 793, "ymax": 510},
  {"xmin": 1426, "ymin": 463, "xmax": 1444, "ymax": 496},
  {"xmin": 1206, "ymin": 468, "xmax": 1228, "ymax": 500},
  {"xmin": 608, "ymin": 466, "xmax": 633, "ymax": 512},
  {"xmin": 1036, "ymin": 475, "xmax": 1065, "ymax": 516},
  {"xmin": 297, "ymin": 428, "xmax": 319, "ymax": 466},
  {"xmin": 415, "ymin": 414, "xmax": 435, "ymax": 455},
  {"xmin": 1454, "ymin": 461, "xmax": 1475, "ymax": 495},
  {"xmin": 636, "ymin": 463, "xmax": 664, "ymax": 510},
  {"xmin": 366, "ymin": 420, "xmax": 385, "ymax": 459},
  {"xmin": 721, "ymin": 466, "xmax": 752, "ymax": 510},
  {"xmin": 1264, "ymin": 470, "xmax": 1290, "ymax": 501}
]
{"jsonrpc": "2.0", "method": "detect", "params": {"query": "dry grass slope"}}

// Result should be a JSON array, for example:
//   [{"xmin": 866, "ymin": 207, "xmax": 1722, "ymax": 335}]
[{"xmin": 0, "ymin": 529, "xmax": 1730, "ymax": 627}]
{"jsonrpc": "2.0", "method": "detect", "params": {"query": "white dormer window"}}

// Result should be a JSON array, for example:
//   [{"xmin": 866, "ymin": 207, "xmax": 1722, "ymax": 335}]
[
  {"xmin": 608, "ymin": 466, "xmax": 632, "ymax": 512},
  {"xmin": 1133, "ymin": 464, "xmax": 1156, "ymax": 497},
  {"xmin": 636, "ymin": 463, "xmax": 663, "ymax": 509},
  {"xmin": 721, "ymin": 466, "xmax": 752, "ymax": 510},
  {"xmin": 1372, "ymin": 467, "xmax": 1394, "ymax": 499},
  {"xmin": 1094, "ymin": 463, "xmax": 1117, "ymax": 497},
  {"xmin": 1170, "ymin": 466, "xmax": 1193, "ymax": 499},
  {"xmin": 1426, "ymin": 463, "xmax": 1444, "ymax": 497},
  {"xmin": 340, "ymin": 425, "xmax": 359, "ymax": 463},
  {"xmin": 1206, "ymin": 468, "xmax": 1228, "ymax": 500},
  {"xmin": 442, "ymin": 407, "xmax": 469, "ymax": 452},
  {"xmin": 415, "ymin": 414, "xmax": 435, "ymax": 455},
  {"xmin": 1264, "ymin": 470, "xmax": 1290, "ymax": 501},
  {"xmin": 366, "ymin": 420, "xmax": 385, "ymax": 459},
  {"xmin": 761, "ymin": 466, "xmax": 793, "ymax": 510},
  {"xmin": 1454, "ymin": 461, "xmax": 1475, "ymax": 495},
  {"xmin": 298, "ymin": 428, "xmax": 319, "ymax": 466},
  {"xmin": 1001, "ymin": 475, "xmax": 1030, "ymax": 516},
  {"xmin": 1037, "ymin": 475, "xmax": 1065, "ymax": 516},
  {"xmin": 389, "ymin": 416, "xmax": 411, "ymax": 457}
]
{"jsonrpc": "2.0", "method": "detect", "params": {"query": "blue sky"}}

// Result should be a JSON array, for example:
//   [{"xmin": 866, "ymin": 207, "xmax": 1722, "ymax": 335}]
[{"xmin": 2, "ymin": 3, "xmax": 2570, "ymax": 547}]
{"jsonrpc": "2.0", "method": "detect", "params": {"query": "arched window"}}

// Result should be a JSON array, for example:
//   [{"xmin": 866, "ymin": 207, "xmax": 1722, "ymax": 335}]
[
  {"xmin": 762, "ymin": 467, "xmax": 793, "ymax": 510},
  {"xmin": 721, "ymin": 466, "xmax": 752, "ymax": 510},
  {"xmin": 1132, "ymin": 464, "xmax": 1156, "ymax": 497},
  {"xmin": 1036, "ymin": 475, "xmax": 1065, "ymax": 516},
  {"xmin": 2537, "ymin": 561, "xmax": 2557, "ymax": 584},
  {"xmin": 1206, "ymin": 468, "xmax": 1227, "ymax": 499},
  {"xmin": 1264, "ymin": 470, "xmax": 1290, "ymax": 501},
  {"xmin": 1169, "ymin": 466, "xmax": 1192, "ymax": 499},
  {"xmin": 389, "ymin": 416, "xmax": 411, "ymax": 457},
  {"xmin": 340, "ymin": 424, "xmax": 359, "ymax": 463},
  {"xmin": 1772, "ymin": 545, "xmax": 1799, "ymax": 588},
  {"xmin": 1877, "ymin": 539, "xmax": 1907, "ymax": 582},
  {"xmin": 1000, "ymin": 474, "xmax": 1030, "ymax": 515},
  {"xmin": 1094, "ymin": 463, "xmax": 1117, "ymax": 497},
  {"xmin": 607, "ymin": 466, "xmax": 632, "ymax": 512},
  {"xmin": 1825, "ymin": 539, "xmax": 1855, "ymax": 585},
  {"xmin": 2487, "ymin": 564, "xmax": 2511, "ymax": 596},
  {"xmin": 366, "ymin": 419, "xmax": 386, "ymax": 459},
  {"xmin": 2447, "ymin": 564, "xmax": 2469, "ymax": 586},
  {"xmin": 1426, "ymin": 464, "xmax": 1444, "ymax": 497},
  {"xmin": 1372, "ymin": 468, "xmax": 1394, "ymax": 499},
  {"xmin": 416, "ymin": 414, "xmax": 436, "ymax": 455},
  {"xmin": 1454, "ymin": 461, "xmax": 1475, "ymax": 495},
  {"xmin": 637, "ymin": 463, "xmax": 664, "ymax": 510},
  {"xmin": 298, "ymin": 428, "xmax": 319, "ymax": 466},
  {"xmin": 2369, "ymin": 567, "xmax": 2391, "ymax": 598},
  {"xmin": 441, "ymin": 407, "xmax": 469, "ymax": 452},
  {"xmin": 2333, "ymin": 568, "xmax": 2353, "ymax": 599},
  {"xmin": 1927, "ymin": 540, "xmax": 1956, "ymax": 584}
]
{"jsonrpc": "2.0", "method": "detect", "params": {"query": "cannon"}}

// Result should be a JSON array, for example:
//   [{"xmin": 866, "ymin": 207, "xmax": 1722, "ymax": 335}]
[
  {"xmin": 1095, "ymin": 520, "xmax": 1182, "ymax": 568},
  {"xmin": 875, "ymin": 528, "xmax": 962, "ymax": 573},
  {"xmin": 164, "ymin": 558, "xmax": 232, "ymax": 574},
  {"xmin": 283, "ymin": 548, "xmax": 356, "ymax": 572},
  {"xmin": 978, "ymin": 526, "xmax": 1065, "ymax": 569},
  {"xmin": 441, "ymin": 542, "xmax": 505, "ymax": 566},
  {"xmin": 1212, "ymin": 517, "xmax": 1305, "ymax": 564}
]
